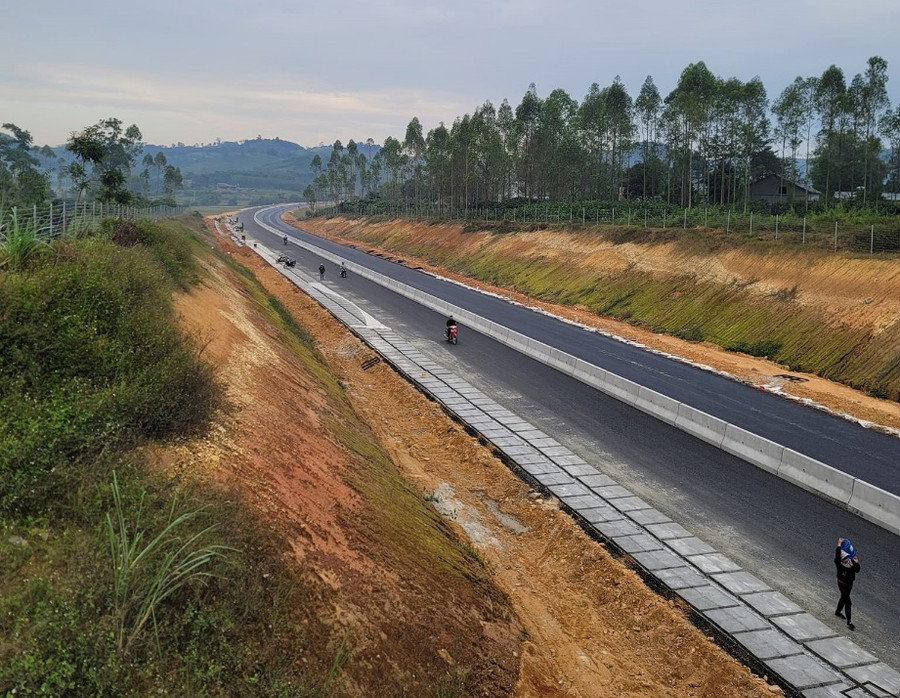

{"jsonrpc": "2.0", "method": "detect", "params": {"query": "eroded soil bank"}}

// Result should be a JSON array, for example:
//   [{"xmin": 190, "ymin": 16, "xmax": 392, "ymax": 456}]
[{"xmin": 183, "ymin": 218, "xmax": 781, "ymax": 697}]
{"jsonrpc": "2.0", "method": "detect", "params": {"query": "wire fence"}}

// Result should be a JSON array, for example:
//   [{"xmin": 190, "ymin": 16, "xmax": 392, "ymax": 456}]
[
  {"xmin": 322, "ymin": 200, "xmax": 900, "ymax": 254},
  {"xmin": 1, "ymin": 202, "xmax": 190, "ymax": 241}
]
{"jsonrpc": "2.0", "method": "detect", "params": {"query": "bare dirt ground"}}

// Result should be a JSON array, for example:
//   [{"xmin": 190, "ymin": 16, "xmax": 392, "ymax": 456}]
[
  {"xmin": 293, "ymin": 215, "xmax": 900, "ymax": 434},
  {"xmin": 172, "ymin": 218, "xmax": 783, "ymax": 697}
]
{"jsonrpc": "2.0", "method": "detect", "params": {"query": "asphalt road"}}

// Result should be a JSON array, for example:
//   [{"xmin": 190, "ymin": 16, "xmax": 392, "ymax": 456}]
[{"xmin": 237, "ymin": 206, "xmax": 900, "ymax": 665}]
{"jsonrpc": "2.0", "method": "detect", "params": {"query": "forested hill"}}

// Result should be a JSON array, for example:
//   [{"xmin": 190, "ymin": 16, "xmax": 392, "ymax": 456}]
[{"xmin": 41, "ymin": 137, "xmax": 381, "ymax": 205}]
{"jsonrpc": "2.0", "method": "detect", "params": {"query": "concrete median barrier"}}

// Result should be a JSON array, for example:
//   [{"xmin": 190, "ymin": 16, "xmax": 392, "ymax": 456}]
[
  {"xmin": 675, "ymin": 404, "xmax": 728, "ymax": 448},
  {"xmin": 777, "ymin": 450, "xmax": 855, "ymax": 505},
  {"xmin": 634, "ymin": 386, "xmax": 681, "ymax": 425},
  {"xmin": 848, "ymin": 479, "xmax": 900, "ymax": 536},
  {"xmin": 721, "ymin": 424, "xmax": 784, "ymax": 474}
]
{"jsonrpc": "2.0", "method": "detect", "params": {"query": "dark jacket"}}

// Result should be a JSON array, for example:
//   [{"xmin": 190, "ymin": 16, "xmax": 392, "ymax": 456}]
[{"xmin": 835, "ymin": 546, "xmax": 860, "ymax": 585}]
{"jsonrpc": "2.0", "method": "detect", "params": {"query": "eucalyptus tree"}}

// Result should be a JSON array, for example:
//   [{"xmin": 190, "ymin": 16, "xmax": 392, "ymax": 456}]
[
  {"xmin": 514, "ymin": 84, "xmax": 542, "ymax": 199},
  {"xmin": 662, "ymin": 62, "xmax": 717, "ymax": 208},
  {"xmin": 403, "ymin": 118, "xmax": 426, "ymax": 202},
  {"xmin": 773, "ymin": 77, "xmax": 810, "ymax": 199},
  {"xmin": 855, "ymin": 56, "xmax": 890, "ymax": 204},
  {"xmin": 66, "ymin": 118, "xmax": 143, "ymax": 204},
  {"xmin": 813, "ymin": 65, "xmax": 848, "ymax": 201},
  {"xmin": 578, "ymin": 82, "xmax": 609, "ymax": 199},
  {"xmin": 344, "ymin": 139, "xmax": 359, "ymax": 198},
  {"xmin": 533, "ymin": 88, "xmax": 579, "ymax": 200},
  {"xmin": 736, "ymin": 77, "xmax": 770, "ymax": 211},
  {"xmin": 448, "ymin": 114, "xmax": 475, "ymax": 209},
  {"xmin": 379, "ymin": 136, "xmax": 406, "ymax": 204},
  {"xmin": 470, "ymin": 101, "xmax": 508, "ymax": 204},
  {"xmin": 425, "ymin": 122, "xmax": 451, "ymax": 210},
  {"xmin": 881, "ymin": 105, "xmax": 900, "ymax": 195},
  {"xmin": 1, "ymin": 122, "xmax": 51, "ymax": 209},
  {"xmin": 634, "ymin": 76, "xmax": 662, "ymax": 199},
  {"xmin": 496, "ymin": 99, "xmax": 517, "ymax": 199},
  {"xmin": 601, "ymin": 77, "xmax": 635, "ymax": 201}
]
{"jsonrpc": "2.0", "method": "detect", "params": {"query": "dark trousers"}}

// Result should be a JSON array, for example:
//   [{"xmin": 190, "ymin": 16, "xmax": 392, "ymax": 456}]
[{"xmin": 836, "ymin": 580, "xmax": 853, "ymax": 622}]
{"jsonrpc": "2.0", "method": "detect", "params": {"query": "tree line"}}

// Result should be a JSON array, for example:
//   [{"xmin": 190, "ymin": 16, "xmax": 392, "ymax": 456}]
[
  {"xmin": 305, "ymin": 57, "xmax": 900, "ymax": 214},
  {"xmin": 1, "ymin": 118, "xmax": 183, "ymax": 212}
]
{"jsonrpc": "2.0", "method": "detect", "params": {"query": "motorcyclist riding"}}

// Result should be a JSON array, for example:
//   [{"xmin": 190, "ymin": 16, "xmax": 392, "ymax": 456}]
[
  {"xmin": 445, "ymin": 315, "xmax": 458, "ymax": 343},
  {"xmin": 340, "ymin": 262, "xmax": 347, "ymax": 277}
]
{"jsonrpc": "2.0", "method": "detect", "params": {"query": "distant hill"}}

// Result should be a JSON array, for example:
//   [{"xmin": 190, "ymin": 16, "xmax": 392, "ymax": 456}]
[{"xmin": 41, "ymin": 136, "xmax": 380, "ymax": 205}]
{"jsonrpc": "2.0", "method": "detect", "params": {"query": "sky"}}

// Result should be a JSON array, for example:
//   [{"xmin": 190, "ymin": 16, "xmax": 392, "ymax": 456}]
[{"xmin": 4, "ymin": 0, "xmax": 900, "ymax": 149}]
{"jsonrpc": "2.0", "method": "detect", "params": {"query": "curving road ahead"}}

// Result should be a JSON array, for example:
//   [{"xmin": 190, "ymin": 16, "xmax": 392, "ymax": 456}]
[{"xmin": 238, "ymin": 205, "xmax": 900, "ymax": 666}]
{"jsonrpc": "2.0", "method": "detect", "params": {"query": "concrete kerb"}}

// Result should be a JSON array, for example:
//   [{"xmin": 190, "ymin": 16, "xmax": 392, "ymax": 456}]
[{"xmin": 253, "ymin": 210, "xmax": 900, "ymax": 537}]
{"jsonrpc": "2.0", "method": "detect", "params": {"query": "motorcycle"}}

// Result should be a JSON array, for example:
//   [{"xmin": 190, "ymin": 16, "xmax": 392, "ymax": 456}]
[
  {"xmin": 340, "ymin": 266, "xmax": 347, "ymax": 278},
  {"xmin": 445, "ymin": 324, "xmax": 458, "ymax": 345}
]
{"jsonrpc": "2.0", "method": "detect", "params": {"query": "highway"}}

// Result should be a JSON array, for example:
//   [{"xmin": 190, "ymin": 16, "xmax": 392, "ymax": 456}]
[{"xmin": 238, "ymin": 205, "xmax": 900, "ymax": 666}]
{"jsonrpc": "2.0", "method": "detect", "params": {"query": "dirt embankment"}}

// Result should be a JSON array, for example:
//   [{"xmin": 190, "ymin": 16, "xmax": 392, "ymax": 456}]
[
  {"xmin": 292, "ymin": 215, "xmax": 900, "ymax": 433},
  {"xmin": 173, "ymin": 218, "xmax": 782, "ymax": 697}
]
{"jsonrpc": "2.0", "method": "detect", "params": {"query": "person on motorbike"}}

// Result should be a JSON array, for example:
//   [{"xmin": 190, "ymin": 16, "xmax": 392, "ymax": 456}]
[
  {"xmin": 340, "ymin": 262, "xmax": 347, "ymax": 277},
  {"xmin": 445, "ymin": 315, "xmax": 458, "ymax": 341},
  {"xmin": 283, "ymin": 235, "xmax": 288, "ymax": 245}
]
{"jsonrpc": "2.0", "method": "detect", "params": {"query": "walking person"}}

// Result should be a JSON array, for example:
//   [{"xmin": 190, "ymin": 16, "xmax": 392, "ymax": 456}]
[{"xmin": 834, "ymin": 537, "xmax": 860, "ymax": 630}]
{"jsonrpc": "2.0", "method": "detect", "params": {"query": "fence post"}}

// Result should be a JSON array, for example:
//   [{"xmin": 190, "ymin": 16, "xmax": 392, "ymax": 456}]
[
  {"xmin": 871, "ymin": 225, "xmax": 875, "ymax": 254},
  {"xmin": 613, "ymin": 207, "xmax": 616, "ymax": 226},
  {"xmin": 802, "ymin": 217, "xmax": 806, "ymax": 245},
  {"xmin": 775, "ymin": 214, "xmax": 779, "ymax": 240},
  {"xmin": 582, "ymin": 208, "xmax": 585, "ymax": 225},
  {"xmin": 726, "ymin": 210, "xmax": 731, "ymax": 234},
  {"xmin": 644, "ymin": 209, "xmax": 648, "ymax": 228},
  {"xmin": 683, "ymin": 208, "xmax": 687, "ymax": 230},
  {"xmin": 834, "ymin": 221, "xmax": 838, "ymax": 252},
  {"xmin": 750, "ymin": 212, "xmax": 753, "ymax": 234}
]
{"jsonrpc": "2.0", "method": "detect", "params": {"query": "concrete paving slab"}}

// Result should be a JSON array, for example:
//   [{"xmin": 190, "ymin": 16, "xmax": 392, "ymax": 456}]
[
  {"xmin": 541, "ymin": 446, "xmax": 573, "ymax": 457},
  {"xmin": 846, "ymin": 688, "xmax": 885, "ymax": 698},
  {"xmin": 705, "ymin": 605, "xmax": 770, "ymax": 633},
  {"xmin": 627, "ymin": 508, "xmax": 671, "ymax": 526},
  {"xmin": 801, "ymin": 682, "xmax": 857, "ymax": 698},
  {"xmin": 592, "ymin": 485, "xmax": 633, "ymax": 499},
  {"xmin": 771, "ymin": 614, "xmax": 837, "ymax": 643},
  {"xmin": 549, "ymin": 482, "xmax": 593, "ymax": 498},
  {"xmin": 807, "ymin": 636, "xmax": 878, "ymax": 669},
  {"xmin": 656, "ymin": 566, "xmax": 710, "ymax": 590},
  {"xmin": 610, "ymin": 496, "xmax": 651, "ymax": 512},
  {"xmin": 592, "ymin": 519, "xmax": 643, "ymax": 539},
  {"xmin": 647, "ymin": 521, "xmax": 691, "ymax": 540},
  {"xmin": 613, "ymin": 533, "xmax": 664, "ymax": 554},
  {"xmin": 630, "ymin": 548, "xmax": 684, "ymax": 571},
  {"xmin": 677, "ymin": 584, "xmax": 741, "ymax": 609},
  {"xmin": 579, "ymin": 473, "xmax": 618, "ymax": 488},
  {"xmin": 516, "ymin": 460, "xmax": 558, "ymax": 476},
  {"xmin": 666, "ymin": 537, "xmax": 716, "ymax": 556},
  {"xmin": 550, "ymin": 454, "xmax": 588, "ymax": 467},
  {"xmin": 561, "ymin": 494, "xmax": 606, "ymax": 509},
  {"xmin": 576, "ymin": 505, "xmax": 624, "ymax": 524},
  {"xmin": 530, "ymin": 437, "xmax": 562, "ymax": 449},
  {"xmin": 733, "ymin": 628, "xmax": 805, "ymax": 659},
  {"xmin": 514, "ymin": 429, "xmax": 546, "ymax": 440},
  {"xmin": 712, "ymin": 571, "xmax": 771, "ymax": 595},
  {"xmin": 562, "ymin": 464, "xmax": 601, "ymax": 477},
  {"xmin": 741, "ymin": 591, "xmax": 804, "ymax": 617},
  {"xmin": 690, "ymin": 552, "xmax": 742, "ymax": 574},
  {"xmin": 534, "ymin": 472, "xmax": 576, "ymax": 486},
  {"xmin": 845, "ymin": 663, "xmax": 900, "ymax": 694},
  {"xmin": 503, "ymin": 445, "xmax": 540, "ymax": 457},
  {"xmin": 765, "ymin": 654, "xmax": 845, "ymax": 690}
]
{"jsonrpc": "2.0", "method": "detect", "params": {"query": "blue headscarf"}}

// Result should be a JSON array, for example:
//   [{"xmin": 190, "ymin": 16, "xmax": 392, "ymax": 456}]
[{"xmin": 840, "ymin": 538, "xmax": 856, "ymax": 563}]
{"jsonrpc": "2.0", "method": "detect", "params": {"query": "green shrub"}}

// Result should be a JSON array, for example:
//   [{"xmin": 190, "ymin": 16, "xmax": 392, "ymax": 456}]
[
  {"xmin": 0, "ymin": 237, "xmax": 218, "ymax": 516},
  {"xmin": 725, "ymin": 339, "xmax": 783, "ymax": 360}
]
